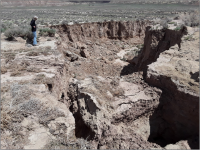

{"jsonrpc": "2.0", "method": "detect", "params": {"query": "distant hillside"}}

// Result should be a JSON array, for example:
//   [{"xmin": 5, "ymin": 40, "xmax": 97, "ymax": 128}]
[
  {"xmin": 69, "ymin": 0, "xmax": 110, "ymax": 3},
  {"xmin": 1, "ymin": 0, "xmax": 71, "ymax": 7},
  {"xmin": 1, "ymin": 0, "xmax": 198, "ymax": 7}
]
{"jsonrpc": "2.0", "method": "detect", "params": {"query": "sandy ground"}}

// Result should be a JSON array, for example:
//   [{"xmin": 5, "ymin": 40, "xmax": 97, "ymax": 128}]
[{"xmin": 1, "ymin": 33, "xmax": 57, "ymax": 51}]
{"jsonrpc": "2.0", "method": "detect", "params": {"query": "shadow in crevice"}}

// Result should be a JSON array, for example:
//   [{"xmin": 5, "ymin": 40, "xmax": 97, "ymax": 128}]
[
  {"xmin": 26, "ymin": 38, "xmax": 33, "ymax": 44},
  {"xmin": 147, "ymin": 92, "xmax": 176, "ymax": 147},
  {"xmin": 67, "ymin": 83, "xmax": 95, "ymax": 141},
  {"xmin": 190, "ymin": 71, "xmax": 199, "ymax": 82},
  {"xmin": 120, "ymin": 63, "xmax": 137, "ymax": 76},
  {"xmin": 5, "ymin": 37, "xmax": 17, "ymax": 41},
  {"xmin": 72, "ymin": 110, "xmax": 95, "ymax": 141},
  {"xmin": 188, "ymin": 136, "xmax": 199, "ymax": 149},
  {"xmin": 148, "ymin": 90, "xmax": 199, "ymax": 148}
]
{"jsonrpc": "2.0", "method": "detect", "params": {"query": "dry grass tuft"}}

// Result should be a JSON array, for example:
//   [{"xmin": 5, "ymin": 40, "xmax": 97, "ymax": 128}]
[
  {"xmin": 20, "ymin": 61, "xmax": 30, "ymax": 67},
  {"xmin": 26, "ymin": 67, "xmax": 41, "ymax": 73},
  {"xmin": 10, "ymin": 83, "xmax": 32, "ymax": 106},
  {"xmin": 26, "ymin": 51, "xmax": 39, "ymax": 56},
  {"xmin": 3, "ymin": 52, "xmax": 16, "ymax": 63},
  {"xmin": 31, "ymin": 74, "xmax": 46, "ymax": 84},
  {"xmin": 1, "ymin": 83, "xmax": 66, "ymax": 148},
  {"xmin": 10, "ymin": 70, "xmax": 22, "ymax": 76},
  {"xmin": 1, "ymin": 67, "xmax": 7, "ymax": 74},
  {"xmin": 1, "ymin": 85, "xmax": 10, "ymax": 94},
  {"xmin": 44, "ymin": 134, "xmax": 93, "ymax": 150}
]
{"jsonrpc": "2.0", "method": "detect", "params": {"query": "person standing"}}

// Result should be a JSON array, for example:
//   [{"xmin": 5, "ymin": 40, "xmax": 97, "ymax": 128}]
[{"xmin": 30, "ymin": 16, "xmax": 38, "ymax": 46}]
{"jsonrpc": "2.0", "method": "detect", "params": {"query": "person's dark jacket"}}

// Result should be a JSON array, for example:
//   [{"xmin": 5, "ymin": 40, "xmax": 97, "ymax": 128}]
[{"xmin": 30, "ymin": 19, "xmax": 37, "ymax": 32}]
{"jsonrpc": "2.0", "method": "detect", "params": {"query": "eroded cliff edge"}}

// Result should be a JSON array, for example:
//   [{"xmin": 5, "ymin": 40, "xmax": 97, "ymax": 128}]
[
  {"xmin": 51, "ymin": 21, "xmax": 199, "ymax": 149},
  {"xmin": 135, "ymin": 26, "xmax": 199, "ymax": 148}
]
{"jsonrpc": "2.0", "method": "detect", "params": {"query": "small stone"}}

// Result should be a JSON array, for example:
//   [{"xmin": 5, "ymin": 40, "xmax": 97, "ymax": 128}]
[
  {"xmin": 80, "ymin": 49, "xmax": 90, "ymax": 58},
  {"xmin": 54, "ymin": 130, "xmax": 59, "ymax": 135},
  {"xmin": 26, "ymin": 44, "xmax": 33, "ymax": 47}
]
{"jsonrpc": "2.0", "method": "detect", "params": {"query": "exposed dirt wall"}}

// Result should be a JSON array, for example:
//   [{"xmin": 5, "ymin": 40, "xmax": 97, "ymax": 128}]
[{"xmin": 52, "ymin": 20, "xmax": 151, "ymax": 43}]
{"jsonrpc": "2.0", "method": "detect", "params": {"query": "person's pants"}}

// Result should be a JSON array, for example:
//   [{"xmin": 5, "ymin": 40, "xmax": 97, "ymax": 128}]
[{"xmin": 32, "ymin": 31, "xmax": 37, "ymax": 45}]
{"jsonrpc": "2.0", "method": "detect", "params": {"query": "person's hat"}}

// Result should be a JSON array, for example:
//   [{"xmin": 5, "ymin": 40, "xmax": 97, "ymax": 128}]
[{"xmin": 33, "ymin": 16, "xmax": 38, "ymax": 19}]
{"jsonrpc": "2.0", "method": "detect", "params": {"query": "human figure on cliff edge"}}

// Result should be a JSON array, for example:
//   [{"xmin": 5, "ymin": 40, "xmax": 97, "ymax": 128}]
[{"xmin": 30, "ymin": 16, "xmax": 38, "ymax": 46}]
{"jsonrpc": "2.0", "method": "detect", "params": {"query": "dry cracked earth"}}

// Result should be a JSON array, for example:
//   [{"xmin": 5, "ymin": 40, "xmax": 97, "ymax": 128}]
[{"xmin": 1, "ymin": 20, "xmax": 199, "ymax": 149}]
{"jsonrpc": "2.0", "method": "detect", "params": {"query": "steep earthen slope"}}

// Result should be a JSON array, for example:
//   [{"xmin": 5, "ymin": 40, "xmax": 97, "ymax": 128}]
[
  {"xmin": 54, "ymin": 20, "xmax": 150, "ymax": 42},
  {"xmin": 145, "ymin": 32, "xmax": 199, "ymax": 148},
  {"xmin": 132, "ymin": 26, "xmax": 199, "ymax": 148},
  {"xmin": 135, "ymin": 26, "xmax": 188, "ymax": 71}
]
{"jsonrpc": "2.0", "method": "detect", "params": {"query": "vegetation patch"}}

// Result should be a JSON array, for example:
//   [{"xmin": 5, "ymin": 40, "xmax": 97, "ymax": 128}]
[
  {"xmin": 168, "ymin": 22, "xmax": 175, "ymax": 24},
  {"xmin": 3, "ymin": 52, "xmax": 16, "ymax": 63},
  {"xmin": 10, "ymin": 70, "xmax": 22, "ymax": 77},
  {"xmin": 26, "ymin": 67, "xmax": 41, "ymax": 73},
  {"xmin": 4, "ymin": 26, "xmax": 33, "ymax": 41},
  {"xmin": 184, "ymin": 35, "xmax": 195, "ymax": 41},
  {"xmin": 44, "ymin": 135, "xmax": 93, "ymax": 150},
  {"xmin": 39, "ymin": 28, "xmax": 56, "ymax": 37},
  {"xmin": 26, "ymin": 51, "xmax": 39, "ymax": 56},
  {"xmin": 174, "ymin": 26, "xmax": 181, "ymax": 31},
  {"xmin": 1, "ymin": 67, "xmax": 7, "ymax": 74}
]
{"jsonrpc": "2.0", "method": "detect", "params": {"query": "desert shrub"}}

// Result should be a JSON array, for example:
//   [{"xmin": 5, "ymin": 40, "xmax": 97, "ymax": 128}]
[
  {"xmin": 44, "ymin": 135, "xmax": 93, "ymax": 150},
  {"xmin": 41, "ymin": 51, "xmax": 51, "ymax": 56},
  {"xmin": 48, "ymin": 29, "xmax": 56, "ymax": 36},
  {"xmin": 1, "ymin": 67, "xmax": 7, "ymax": 74},
  {"xmin": 26, "ymin": 30, "xmax": 34, "ymax": 40},
  {"xmin": 4, "ymin": 52, "xmax": 16, "ymax": 63},
  {"xmin": 26, "ymin": 67, "xmax": 41, "ymax": 73},
  {"xmin": 1, "ymin": 110, "xmax": 12, "ymax": 130},
  {"xmin": 165, "ymin": 17, "xmax": 172, "ymax": 23},
  {"xmin": 4, "ymin": 28, "xmax": 17, "ymax": 39},
  {"xmin": 26, "ymin": 51, "xmax": 39, "ymax": 56},
  {"xmin": 174, "ymin": 22, "xmax": 177, "ymax": 26},
  {"xmin": 61, "ymin": 20, "xmax": 68, "ymax": 25},
  {"xmin": 184, "ymin": 35, "xmax": 195, "ymax": 41},
  {"xmin": 39, "ymin": 28, "xmax": 56, "ymax": 37},
  {"xmin": 168, "ymin": 22, "xmax": 175, "ymax": 24},
  {"xmin": 179, "ymin": 11, "xmax": 199, "ymax": 27},
  {"xmin": 4, "ymin": 26, "xmax": 33, "ymax": 40},
  {"xmin": 20, "ymin": 60, "xmax": 30, "ymax": 67},
  {"xmin": 136, "ymin": 44, "xmax": 144, "ymax": 49},
  {"xmin": 4, "ymin": 82, "xmax": 65, "ymax": 124},
  {"xmin": 2, "ymin": 23, "xmax": 7, "ymax": 29},
  {"xmin": 37, "ymin": 19, "xmax": 45, "ymax": 25},
  {"xmin": 174, "ymin": 26, "xmax": 181, "ymax": 31},
  {"xmin": 10, "ymin": 70, "xmax": 22, "ymax": 77},
  {"xmin": 19, "ymin": 98, "xmax": 42, "ymax": 116},
  {"xmin": 160, "ymin": 20, "xmax": 169, "ymax": 29},
  {"xmin": 38, "ymin": 107, "xmax": 65, "ymax": 126},
  {"xmin": 18, "ymin": 98, "xmax": 65, "ymax": 126},
  {"xmin": 74, "ymin": 21, "xmax": 80, "ymax": 24},
  {"xmin": 1, "ymin": 28, "xmax": 6, "ymax": 33},
  {"xmin": 10, "ymin": 84, "xmax": 31, "ymax": 107},
  {"xmin": 32, "ymin": 74, "xmax": 46, "ymax": 84},
  {"xmin": 160, "ymin": 19, "xmax": 166, "ymax": 26}
]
